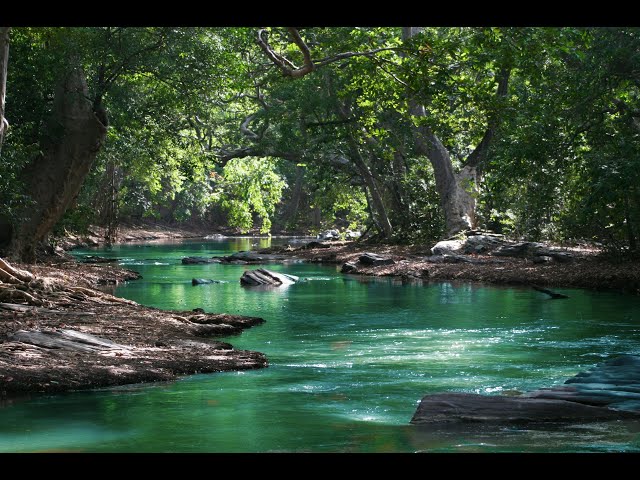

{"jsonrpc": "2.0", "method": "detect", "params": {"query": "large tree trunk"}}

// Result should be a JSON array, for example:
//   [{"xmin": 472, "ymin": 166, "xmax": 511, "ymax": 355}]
[
  {"xmin": 402, "ymin": 27, "xmax": 475, "ymax": 236},
  {"xmin": 0, "ymin": 26, "xmax": 10, "ymax": 153},
  {"xmin": 8, "ymin": 63, "xmax": 107, "ymax": 262}
]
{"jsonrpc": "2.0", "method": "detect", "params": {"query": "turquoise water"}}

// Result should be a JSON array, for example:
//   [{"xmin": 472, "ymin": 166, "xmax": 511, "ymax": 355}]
[{"xmin": 1, "ymin": 237, "xmax": 640, "ymax": 452}]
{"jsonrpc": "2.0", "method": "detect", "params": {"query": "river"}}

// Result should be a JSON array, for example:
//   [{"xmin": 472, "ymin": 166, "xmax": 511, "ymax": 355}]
[{"xmin": 1, "ymin": 237, "xmax": 639, "ymax": 452}]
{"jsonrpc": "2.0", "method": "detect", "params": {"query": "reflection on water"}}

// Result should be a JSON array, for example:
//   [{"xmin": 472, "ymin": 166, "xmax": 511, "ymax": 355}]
[{"xmin": 0, "ymin": 237, "xmax": 639, "ymax": 452}]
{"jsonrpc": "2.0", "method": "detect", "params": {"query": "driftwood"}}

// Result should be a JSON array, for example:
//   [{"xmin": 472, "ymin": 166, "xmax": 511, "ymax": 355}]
[
  {"xmin": 0, "ymin": 302, "xmax": 96, "ymax": 315},
  {"xmin": 8, "ymin": 329, "xmax": 130, "ymax": 353}
]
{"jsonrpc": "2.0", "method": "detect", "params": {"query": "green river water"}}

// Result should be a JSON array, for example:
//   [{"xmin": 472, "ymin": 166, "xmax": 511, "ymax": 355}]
[{"xmin": 1, "ymin": 237, "xmax": 640, "ymax": 453}]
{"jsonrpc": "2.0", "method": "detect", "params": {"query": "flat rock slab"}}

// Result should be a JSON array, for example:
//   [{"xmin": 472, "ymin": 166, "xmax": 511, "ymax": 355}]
[
  {"xmin": 524, "ymin": 355, "xmax": 640, "ymax": 410},
  {"xmin": 410, "ymin": 392, "xmax": 640, "ymax": 425},
  {"xmin": 412, "ymin": 355, "xmax": 640, "ymax": 425}
]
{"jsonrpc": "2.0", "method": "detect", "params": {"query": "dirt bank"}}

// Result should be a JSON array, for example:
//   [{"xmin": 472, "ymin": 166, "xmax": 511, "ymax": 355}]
[
  {"xmin": 264, "ymin": 241, "xmax": 640, "ymax": 294},
  {"xmin": 0, "ymin": 256, "xmax": 267, "ymax": 398}
]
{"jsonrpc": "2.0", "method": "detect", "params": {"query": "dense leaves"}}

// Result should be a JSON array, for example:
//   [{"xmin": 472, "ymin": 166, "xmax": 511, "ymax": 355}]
[{"xmin": 1, "ymin": 26, "xmax": 640, "ymax": 255}]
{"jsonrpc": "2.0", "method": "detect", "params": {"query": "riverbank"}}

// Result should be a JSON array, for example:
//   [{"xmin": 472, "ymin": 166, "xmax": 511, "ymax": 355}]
[
  {"xmin": 262, "ymin": 240, "xmax": 640, "ymax": 294},
  {"xmin": 61, "ymin": 222, "xmax": 640, "ymax": 293},
  {"xmin": 3, "ymin": 224, "xmax": 639, "ymax": 399},
  {"xmin": 0, "ymin": 255, "xmax": 267, "ymax": 399}
]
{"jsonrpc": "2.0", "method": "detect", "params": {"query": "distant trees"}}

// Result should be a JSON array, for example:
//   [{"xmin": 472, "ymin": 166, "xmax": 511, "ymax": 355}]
[{"xmin": 1, "ymin": 26, "xmax": 639, "ymax": 261}]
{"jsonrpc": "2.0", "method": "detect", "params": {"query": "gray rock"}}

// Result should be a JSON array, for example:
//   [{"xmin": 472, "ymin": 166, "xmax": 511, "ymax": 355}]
[
  {"xmin": 317, "ymin": 229, "xmax": 340, "ymax": 240},
  {"xmin": 341, "ymin": 262, "xmax": 359, "ymax": 274},
  {"xmin": 463, "ymin": 235, "xmax": 505, "ymax": 254},
  {"xmin": 410, "ymin": 392, "xmax": 640, "ymax": 425},
  {"xmin": 492, "ymin": 242, "xmax": 544, "ymax": 258},
  {"xmin": 412, "ymin": 355, "xmax": 640, "ymax": 425},
  {"xmin": 431, "ymin": 239, "xmax": 465, "ymax": 255},
  {"xmin": 358, "ymin": 252, "xmax": 395, "ymax": 266}
]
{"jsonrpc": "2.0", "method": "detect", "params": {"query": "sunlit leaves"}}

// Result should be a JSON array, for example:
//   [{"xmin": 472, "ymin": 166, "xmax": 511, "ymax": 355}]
[{"xmin": 214, "ymin": 157, "xmax": 287, "ymax": 234}]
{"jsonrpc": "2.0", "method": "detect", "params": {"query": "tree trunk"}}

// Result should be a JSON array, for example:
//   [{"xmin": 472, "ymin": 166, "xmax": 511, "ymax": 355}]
[
  {"xmin": 402, "ymin": 27, "xmax": 475, "ymax": 236},
  {"xmin": 347, "ymin": 142, "xmax": 393, "ymax": 238},
  {"xmin": 278, "ymin": 164, "xmax": 305, "ymax": 228},
  {"xmin": 0, "ymin": 26, "xmax": 10, "ymax": 153},
  {"xmin": 8, "ymin": 63, "xmax": 107, "ymax": 262}
]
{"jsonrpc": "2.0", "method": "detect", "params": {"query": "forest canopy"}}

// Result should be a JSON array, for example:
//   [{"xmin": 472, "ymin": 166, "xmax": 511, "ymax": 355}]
[{"xmin": 1, "ymin": 26, "xmax": 639, "ymax": 262}]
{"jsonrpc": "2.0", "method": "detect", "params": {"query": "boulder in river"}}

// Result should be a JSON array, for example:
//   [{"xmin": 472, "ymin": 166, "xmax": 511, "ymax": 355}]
[
  {"xmin": 411, "ymin": 354, "xmax": 640, "ymax": 425},
  {"xmin": 240, "ymin": 268, "xmax": 299, "ymax": 287}
]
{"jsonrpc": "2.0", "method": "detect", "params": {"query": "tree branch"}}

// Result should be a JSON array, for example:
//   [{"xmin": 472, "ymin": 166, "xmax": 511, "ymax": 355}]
[
  {"xmin": 240, "ymin": 113, "xmax": 260, "ymax": 140},
  {"xmin": 464, "ymin": 66, "xmax": 511, "ymax": 170},
  {"xmin": 257, "ymin": 27, "xmax": 399, "ymax": 79}
]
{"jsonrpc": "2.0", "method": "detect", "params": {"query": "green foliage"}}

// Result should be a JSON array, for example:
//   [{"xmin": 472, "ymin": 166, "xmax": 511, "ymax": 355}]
[
  {"xmin": 213, "ymin": 157, "xmax": 286, "ymax": 234},
  {"xmin": 4, "ymin": 26, "xmax": 640, "ymax": 255}
]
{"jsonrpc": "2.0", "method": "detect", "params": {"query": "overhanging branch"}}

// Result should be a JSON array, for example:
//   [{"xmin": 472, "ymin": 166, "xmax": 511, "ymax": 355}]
[{"xmin": 257, "ymin": 27, "xmax": 399, "ymax": 79}]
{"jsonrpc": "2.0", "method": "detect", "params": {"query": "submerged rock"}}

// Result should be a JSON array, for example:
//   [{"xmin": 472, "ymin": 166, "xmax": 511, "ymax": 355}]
[
  {"xmin": 410, "ymin": 392, "xmax": 639, "ymax": 425},
  {"xmin": 182, "ymin": 256, "xmax": 219, "ymax": 265},
  {"xmin": 192, "ymin": 278, "xmax": 224, "ymax": 286}
]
